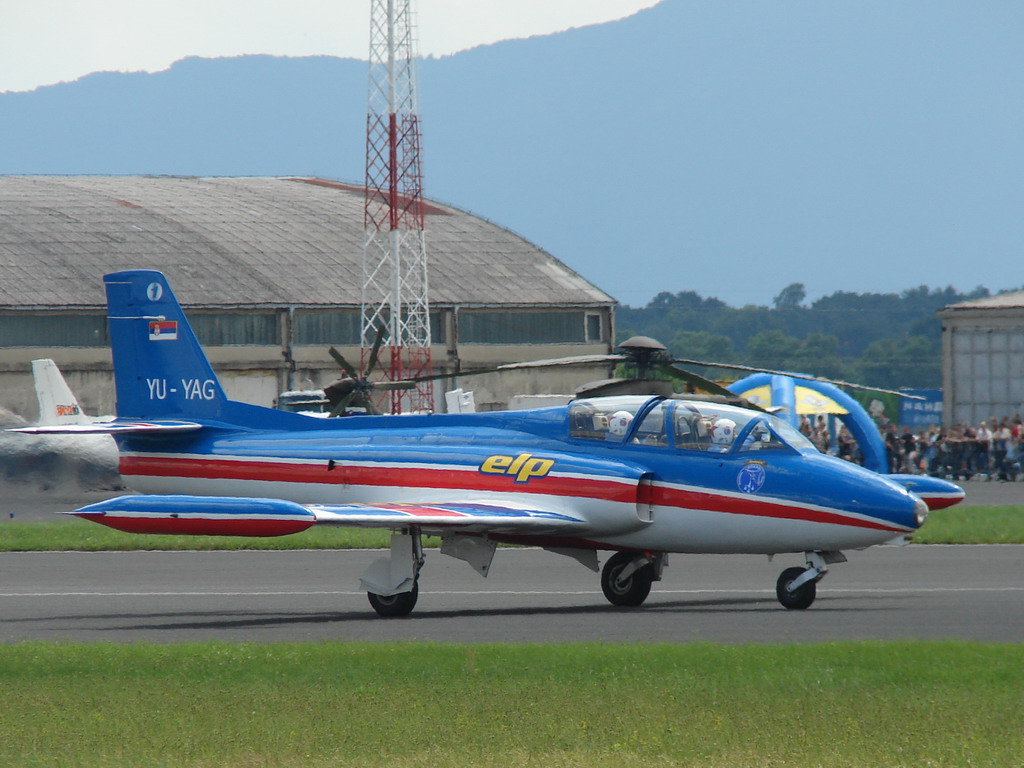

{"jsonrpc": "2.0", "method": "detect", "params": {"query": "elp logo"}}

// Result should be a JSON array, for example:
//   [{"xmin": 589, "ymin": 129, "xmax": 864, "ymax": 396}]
[{"xmin": 480, "ymin": 453, "xmax": 554, "ymax": 484}]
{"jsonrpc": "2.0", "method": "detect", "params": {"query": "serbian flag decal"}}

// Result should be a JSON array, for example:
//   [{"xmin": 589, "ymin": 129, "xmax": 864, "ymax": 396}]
[{"xmin": 148, "ymin": 320, "xmax": 178, "ymax": 341}]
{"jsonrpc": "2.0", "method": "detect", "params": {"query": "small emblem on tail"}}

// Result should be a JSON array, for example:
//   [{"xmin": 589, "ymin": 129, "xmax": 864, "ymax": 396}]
[{"xmin": 148, "ymin": 320, "xmax": 178, "ymax": 341}]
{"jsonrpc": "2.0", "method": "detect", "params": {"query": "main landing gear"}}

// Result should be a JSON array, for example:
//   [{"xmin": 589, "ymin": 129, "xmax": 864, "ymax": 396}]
[
  {"xmin": 358, "ymin": 534, "xmax": 847, "ymax": 616},
  {"xmin": 775, "ymin": 551, "xmax": 846, "ymax": 610},
  {"xmin": 361, "ymin": 531, "xmax": 424, "ymax": 618},
  {"xmin": 600, "ymin": 551, "xmax": 666, "ymax": 607}
]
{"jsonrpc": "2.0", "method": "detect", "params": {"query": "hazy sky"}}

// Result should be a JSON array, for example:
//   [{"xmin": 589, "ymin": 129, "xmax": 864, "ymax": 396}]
[{"xmin": 0, "ymin": 0, "xmax": 659, "ymax": 93}]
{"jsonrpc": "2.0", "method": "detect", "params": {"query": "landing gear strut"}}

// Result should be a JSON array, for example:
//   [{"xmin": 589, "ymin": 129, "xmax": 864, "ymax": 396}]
[
  {"xmin": 601, "ymin": 551, "xmax": 665, "ymax": 607},
  {"xmin": 775, "ymin": 551, "xmax": 845, "ymax": 610},
  {"xmin": 362, "ymin": 531, "xmax": 424, "ymax": 618}
]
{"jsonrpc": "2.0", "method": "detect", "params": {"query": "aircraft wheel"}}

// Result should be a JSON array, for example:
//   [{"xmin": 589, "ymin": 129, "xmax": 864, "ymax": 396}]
[
  {"xmin": 776, "ymin": 566, "xmax": 816, "ymax": 610},
  {"xmin": 601, "ymin": 552, "xmax": 654, "ymax": 607},
  {"xmin": 367, "ymin": 582, "xmax": 419, "ymax": 617}
]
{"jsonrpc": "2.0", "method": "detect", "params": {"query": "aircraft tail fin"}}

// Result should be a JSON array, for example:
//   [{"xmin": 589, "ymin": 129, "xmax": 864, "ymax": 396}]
[
  {"xmin": 104, "ymin": 270, "xmax": 228, "ymax": 421},
  {"xmin": 31, "ymin": 359, "xmax": 90, "ymax": 425}
]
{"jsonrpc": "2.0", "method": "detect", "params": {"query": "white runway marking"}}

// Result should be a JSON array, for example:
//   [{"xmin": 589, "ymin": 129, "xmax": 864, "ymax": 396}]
[{"xmin": 3, "ymin": 586, "xmax": 1023, "ymax": 598}]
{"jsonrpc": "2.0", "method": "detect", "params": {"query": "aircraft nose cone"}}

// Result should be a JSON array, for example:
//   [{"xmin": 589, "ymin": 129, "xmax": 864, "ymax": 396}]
[{"xmin": 912, "ymin": 496, "xmax": 929, "ymax": 529}]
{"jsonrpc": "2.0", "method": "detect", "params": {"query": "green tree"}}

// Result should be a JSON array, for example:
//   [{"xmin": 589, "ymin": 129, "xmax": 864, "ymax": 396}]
[
  {"xmin": 858, "ymin": 336, "xmax": 940, "ymax": 389},
  {"xmin": 772, "ymin": 282, "xmax": 806, "ymax": 310},
  {"xmin": 745, "ymin": 329, "xmax": 802, "ymax": 369},
  {"xmin": 668, "ymin": 330, "xmax": 736, "ymax": 382}
]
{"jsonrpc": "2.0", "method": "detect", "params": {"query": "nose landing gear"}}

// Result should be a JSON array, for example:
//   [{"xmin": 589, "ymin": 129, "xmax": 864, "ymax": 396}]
[{"xmin": 776, "ymin": 550, "xmax": 846, "ymax": 610}]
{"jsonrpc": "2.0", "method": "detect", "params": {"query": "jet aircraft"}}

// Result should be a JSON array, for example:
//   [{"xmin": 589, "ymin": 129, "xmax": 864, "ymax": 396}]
[{"xmin": 13, "ymin": 270, "xmax": 960, "ymax": 616}]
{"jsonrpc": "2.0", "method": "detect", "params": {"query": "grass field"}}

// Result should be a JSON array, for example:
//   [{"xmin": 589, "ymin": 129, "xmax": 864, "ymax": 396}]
[
  {"xmin": 910, "ymin": 505, "xmax": 1024, "ymax": 544},
  {"xmin": 0, "ymin": 641, "xmax": 1021, "ymax": 768},
  {"xmin": 1, "ymin": 504, "xmax": 1022, "ymax": 550}
]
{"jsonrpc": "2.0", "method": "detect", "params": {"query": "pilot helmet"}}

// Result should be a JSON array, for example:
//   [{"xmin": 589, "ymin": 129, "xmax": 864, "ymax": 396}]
[
  {"xmin": 709, "ymin": 418, "xmax": 737, "ymax": 445},
  {"xmin": 608, "ymin": 410, "xmax": 634, "ymax": 436}
]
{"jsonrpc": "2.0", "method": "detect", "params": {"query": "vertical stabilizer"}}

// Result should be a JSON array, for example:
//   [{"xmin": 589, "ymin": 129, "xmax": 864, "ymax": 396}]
[
  {"xmin": 104, "ymin": 270, "xmax": 227, "ymax": 420},
  {"xmin": 31, "ymin": 359, "xmax": 89, "ymax": 425}
]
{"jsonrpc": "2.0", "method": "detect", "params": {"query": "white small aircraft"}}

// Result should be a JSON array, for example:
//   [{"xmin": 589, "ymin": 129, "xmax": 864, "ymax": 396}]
[{"xmin": 30, "ymin": 359, "xmax": 103, "ymax": 426}]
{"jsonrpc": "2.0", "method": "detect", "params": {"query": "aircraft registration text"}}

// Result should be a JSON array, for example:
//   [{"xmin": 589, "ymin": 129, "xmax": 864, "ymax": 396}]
[{"xmin": 146, "ymin": 378, "xmax": 217, "ymax": 401}]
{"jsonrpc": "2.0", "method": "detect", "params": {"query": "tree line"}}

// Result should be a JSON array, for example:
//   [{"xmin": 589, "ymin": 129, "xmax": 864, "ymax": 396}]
[{"xmin": 615, "ymin": 283, "xmax": 1001, "ymax": 390}]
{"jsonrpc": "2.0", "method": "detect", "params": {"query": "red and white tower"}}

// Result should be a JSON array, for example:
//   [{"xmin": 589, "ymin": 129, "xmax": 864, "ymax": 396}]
[{"xmin": 362, "ymin": 0, "xmax": 434, "ymax": 413}]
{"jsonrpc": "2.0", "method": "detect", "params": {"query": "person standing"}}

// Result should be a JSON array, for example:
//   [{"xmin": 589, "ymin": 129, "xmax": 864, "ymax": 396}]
[{"xmin": 975, "ymin": 421, "xmax": 992, "ymax": 477}]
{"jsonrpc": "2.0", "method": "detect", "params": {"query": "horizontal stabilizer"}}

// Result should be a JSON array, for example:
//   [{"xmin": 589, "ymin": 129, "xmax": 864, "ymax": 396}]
[
  {"xmin": 886, "ymin": 474, "xmax": 965, "ymax": 510},
  {"xmin": 68, "ymin": 495, "xmax": 316, "ymax": 537},
  {"xmin": 9, "ymin": 420, "xmax": 203, "ymax": 435}
]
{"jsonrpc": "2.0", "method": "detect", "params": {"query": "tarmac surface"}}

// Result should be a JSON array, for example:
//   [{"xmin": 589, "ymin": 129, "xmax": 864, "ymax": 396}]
[
  {"xmin": 1, "ymin": 479, "xmax": 1021, "ymax": 645},
  {"xmin": 2, "ymin": 544, "xmax": 1022, "ymax": 645}
]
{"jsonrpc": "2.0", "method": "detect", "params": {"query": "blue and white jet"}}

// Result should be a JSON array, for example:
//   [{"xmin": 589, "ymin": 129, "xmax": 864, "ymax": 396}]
[{"xmin": 14, "ymin": 270, "xmax": 959, "ymax": 616}]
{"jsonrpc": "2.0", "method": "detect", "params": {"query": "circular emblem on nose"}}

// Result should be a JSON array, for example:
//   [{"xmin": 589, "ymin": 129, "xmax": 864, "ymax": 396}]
[
  {"xmin": 737, "ymin": 463, "xmax": 767, "ymax": 494},
  {"xmin": 146, "ymin": 282, "xmax": 163, "ymax": 301}
]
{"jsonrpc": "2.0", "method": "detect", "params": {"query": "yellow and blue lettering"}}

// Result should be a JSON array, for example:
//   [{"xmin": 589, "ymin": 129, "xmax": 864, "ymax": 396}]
[{"xmin": 480, "ymin": 453, "xmax": 554, "ymax": 484}]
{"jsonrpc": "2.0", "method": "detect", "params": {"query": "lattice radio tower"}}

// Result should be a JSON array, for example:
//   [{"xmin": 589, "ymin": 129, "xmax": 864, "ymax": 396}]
[{"xmin": 361, "ymin": 0, "xmax": 434, "ymax": 413}]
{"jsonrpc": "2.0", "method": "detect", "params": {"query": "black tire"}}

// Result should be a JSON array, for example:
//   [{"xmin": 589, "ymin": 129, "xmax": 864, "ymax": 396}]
[
  {"xmin": 601, "ymin": 552, "xmax": 654, "ymax": 607},
  {"xmin": 776, "ymin": 566, "xmax": 816, "ymax": 610},
  {"xmin": 367, "ymin": 582, "xmax": 419, "ymax": 617}
]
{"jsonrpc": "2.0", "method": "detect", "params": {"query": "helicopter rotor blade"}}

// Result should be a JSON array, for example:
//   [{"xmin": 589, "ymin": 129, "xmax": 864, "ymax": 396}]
[
  {"xmin": 496, "ymin": 354, "xmax": 625, "ymax": 370},
  {"xmin": 373, "ymin": 380, "xmax": 418, "ymax": 391},
  {"xmin": 357, "ymin": 392, "xmax": 383, "ymax": 416},
  {"xmin": 670, "ymin": 357, "xmax": 924, "ymax": 399},
  {"xmin": 327, "ymin": 390, "xmax": 357, "ymax": 418},
  {"xmin": 386, "ymin": 354, "xmax": 628, "ymax": 386},
  {"xmin": 575, "ymin": 378, "xmax": 675, "ymax": 399},
  {"xmin": 364, "ymin": 324, "xmax": 387, "ymax": 377},
  {"xmin": 328, "ymin": 347, "xmax": 359, "ymax": 379},
  {"xmin": 663, "ymin": 363, "xmax": 740, "ymax": 399}
]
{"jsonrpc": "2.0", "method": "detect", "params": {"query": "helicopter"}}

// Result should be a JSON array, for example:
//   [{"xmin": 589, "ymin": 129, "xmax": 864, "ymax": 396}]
[{"xmin": 11, "ymin": 270, "xmax": 952, "ymax": 617}]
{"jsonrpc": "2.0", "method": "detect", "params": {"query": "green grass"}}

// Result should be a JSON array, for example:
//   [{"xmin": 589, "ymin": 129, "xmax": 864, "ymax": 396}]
[
  {"xmin": 3, "ymin": 505, "xmax": 1023, "ymax": 551},
  {"xmin": 911, "ymin": 505, "xmax": 1024, "ymax": 544},
  {"xmin": 0, "ymin": 641, "xmax": 1020, "ymax": 767},
  {"xmin": 0, "ymin": 517, "xmax": 417, "ymax": 551}
]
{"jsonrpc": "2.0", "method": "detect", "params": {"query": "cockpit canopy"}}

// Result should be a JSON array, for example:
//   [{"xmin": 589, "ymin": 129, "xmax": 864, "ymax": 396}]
[{"xmin": 568, "ymin": 396, "xmax": 817, "ymax": 455}]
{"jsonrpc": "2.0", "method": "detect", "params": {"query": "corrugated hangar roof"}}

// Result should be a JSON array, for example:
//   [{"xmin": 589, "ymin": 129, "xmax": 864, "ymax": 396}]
[
  {"xmin": 941, "ymin": 290, "xmax": 1024, "ymax": 312},
  {"xmin": 0, "ymin": 176, "xmax": 614, "ymax": 309}
]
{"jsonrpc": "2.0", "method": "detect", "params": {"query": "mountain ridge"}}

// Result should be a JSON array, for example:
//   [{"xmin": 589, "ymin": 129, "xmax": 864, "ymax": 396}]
[{"xmin": 3, "ymin": 0, "xmax": 1022, "ymax": 307}]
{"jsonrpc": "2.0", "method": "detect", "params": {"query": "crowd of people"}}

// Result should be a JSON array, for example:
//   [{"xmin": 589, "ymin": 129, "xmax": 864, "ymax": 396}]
[{"xmin": 800, "ymin": 414, "xmax": 1024, "ymax": 481}]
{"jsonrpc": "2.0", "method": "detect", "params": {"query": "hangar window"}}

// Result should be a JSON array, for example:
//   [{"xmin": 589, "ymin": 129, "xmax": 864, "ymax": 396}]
[
  {"xmin": 189, "ymin": 313, "xmax": 279, "ymax": 346},
  {"xmin": 294, "ymin": 311, "xmax": 446, "ymax": 345},
  {"xmin": 0, "ymin": 314, "xmax": 107, "ymax": 347},
  {"xmin": 461, "ymin": 311, "xmax": 587, "ymax": 344},
  {"xmin": 294, "ymin": 311, "xmax": 361, "ymax": 346}
]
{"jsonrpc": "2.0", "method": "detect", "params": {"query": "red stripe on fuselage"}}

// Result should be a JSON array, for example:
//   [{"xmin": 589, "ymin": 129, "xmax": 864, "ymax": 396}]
[
  {"xmin": 118, "ymin": 455, "xmax": 904, "ymax": 532},
  {"xmin": 119, "ymin": 455, "xmax": 637, "ymax": 502},
  {"xmin": 648, "ymin": 484, "xmax": 904, "ymax": 532}
]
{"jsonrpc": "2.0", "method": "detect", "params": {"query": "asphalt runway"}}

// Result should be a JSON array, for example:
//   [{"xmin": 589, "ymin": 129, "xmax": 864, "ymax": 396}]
[{"xmin": 2, "ymin": 545, "xmax": 1022, "ymax": 644}]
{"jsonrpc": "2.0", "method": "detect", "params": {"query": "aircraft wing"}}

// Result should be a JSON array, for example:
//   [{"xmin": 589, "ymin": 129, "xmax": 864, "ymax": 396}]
[
  {"xmin": 68, "ymin": 494, "xmax": 588, "ymax": 537},
  {"xmin": 9, "ymin": 420, "xmax": 203, "ymax": 435},
  {"xmin": 308, "ymin": 500, "xmax": 586, "ymax": 533}
]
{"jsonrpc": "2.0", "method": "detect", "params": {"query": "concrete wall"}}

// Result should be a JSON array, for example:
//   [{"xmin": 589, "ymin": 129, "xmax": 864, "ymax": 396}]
[{"xmin": 941, "ymin": 309, "xmax": 1024, "ymax": 425}]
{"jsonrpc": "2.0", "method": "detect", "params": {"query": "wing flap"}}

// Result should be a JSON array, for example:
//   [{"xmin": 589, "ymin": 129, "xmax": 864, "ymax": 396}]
[{"xmin": 309, "ymin": 500, "xmax": 587, "ymax": 533}]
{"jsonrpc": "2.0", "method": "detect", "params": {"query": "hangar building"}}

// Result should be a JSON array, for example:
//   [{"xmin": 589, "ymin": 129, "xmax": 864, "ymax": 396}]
[
  {"xmin": 0, "ymin": 176, "xmax": 615, "ymax": 420},
  {"xmin": 939, "ymin": 291, "xmax": 1024, "ymax": 425}
]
